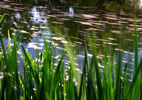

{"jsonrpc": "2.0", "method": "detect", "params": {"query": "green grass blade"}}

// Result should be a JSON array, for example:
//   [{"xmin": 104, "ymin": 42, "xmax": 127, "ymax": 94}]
[
  {"xmin": 8, "ymin": 30, "xmax": 11, "ymax": 57},
  {"xmin": 12, "ymin": 34, "xmax": 21, "ymax": 99},
  {"xmin": 128, "ymin": 58, "xmax": 142, "ymax": 97},
  {"xmin": 108, "ymin": 56, "xmax": 114, "ymax": 100},
  {"xmin": 79, "ymin": 47, "xmax": 87, "ymax": 100},
  {"xmin": 53, "ymin": 51, "xmax": 65, "ymax": 99},
  {"xmin": 134, "ymin": 17, "xmax": 138, "ymax": 73},
  {"xmin": 21, "ymin": 45, "xmax": 40, "ymax": 90},
  {"xmin": 0, "ymin": 34, "xmax": 7, "ymax": 65},
  {"xmin": 91, "ymin": 34, "xmax": 104, "ymax": 100},
  {"xmin": 115, "ymin": 52, "xmax": 122, "ymax": 100},
  {"xmin": 103, "ymin": 40, "xmax": 108, "ymax": 100},
  {"xmin": 93, "ymin": 54, "xmax": 104, "ymax": 100},
  {"xmin": 84, "ymin": 41, "xmax": 97, "ymax": 100},
  {"xmin": 0, "ymin": 14, "xmax": 5, "ymax": 23},
  {"xmin": 123, "ymin": 63, "xmax": 129, "ymax": 100},
  {"xmin": 54, "ymin": 51, "xmax": 65, "ymax": 83}
]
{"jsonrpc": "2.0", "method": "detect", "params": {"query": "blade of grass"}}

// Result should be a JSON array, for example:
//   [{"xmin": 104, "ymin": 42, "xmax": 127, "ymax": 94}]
[
  {"xmin": 78, "ymin": 44, "xmax": 87, "ymax": 100},
  {"xmin": 134, "ymin": 17, "xmax": 138, "ymax": 73},
  {"xmin": 91, "ymin": 33, "xmax": 104, "ymax": 100},
  {"xmin": 12, "ymin": 34, "xmax": 21, "ymax": 99},
  {"xmin": 103, "ymin": 40, "xmax": 108, "ymax": 100},
  {"xmin": 0, "ymin": 14, "xmax": 5, "ymax": 23},
  {"xmin": 115, "ymin": 52, "xmax": 122, "ymax": 100},
  {"xmin": 128, "ymin": 58, "xmax": 142, "ymax": 98},
  {"xmin": 84, "ymin": 41, "xmax": 97, "ymax": 100}
]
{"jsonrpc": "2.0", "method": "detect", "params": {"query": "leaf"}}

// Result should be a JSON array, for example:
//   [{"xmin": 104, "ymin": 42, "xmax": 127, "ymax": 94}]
[{"xmin": 0, "ymin": 14, "xmax": 5, "ymax": 23}]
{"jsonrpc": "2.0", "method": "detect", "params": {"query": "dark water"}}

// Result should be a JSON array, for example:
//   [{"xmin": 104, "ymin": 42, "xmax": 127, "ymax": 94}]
[{"xmin": 0, "ymin": 0, "xmax": 142, "ymax": 76}]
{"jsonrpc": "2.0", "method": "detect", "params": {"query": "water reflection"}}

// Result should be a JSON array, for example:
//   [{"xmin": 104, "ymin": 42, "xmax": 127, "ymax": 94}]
[
  {"xmin": 15, "ymin": 12, "xmax": 21, "ymax": 20},
  {"xmin": 140, "ymin": 0, "xmax": 142, "ymax": 8},
  {"xmin": 69, "ymin": 6, "xmax": 74, "ymax": 16},
  {"xmin": 31, "ymin": 7, "xmax": 42, "ymax": 23},
  {"xmin": 0, "ymin": 1, "xmax": 142, "ymax": 75}
]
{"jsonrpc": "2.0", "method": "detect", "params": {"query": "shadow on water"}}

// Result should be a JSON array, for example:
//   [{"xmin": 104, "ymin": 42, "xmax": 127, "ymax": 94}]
[{"xmin": 0, "ymin": 0, "xmax": 142, "ymax": 75}]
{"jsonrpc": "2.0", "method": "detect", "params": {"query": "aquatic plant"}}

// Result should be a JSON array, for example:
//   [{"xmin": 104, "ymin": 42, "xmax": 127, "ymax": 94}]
[
  {"xmin": 0, "ymin": 14, "xmax": 142, "ymax": 100},
  {"xmin": 0, "ymin": 14, "xmax": 5, "ymax": 23}
]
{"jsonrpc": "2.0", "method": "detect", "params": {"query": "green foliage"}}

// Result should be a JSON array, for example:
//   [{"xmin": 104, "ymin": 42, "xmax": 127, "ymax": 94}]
[
  {"xmin": 0, "ymin": 14, "xmax": 5, "ymax": 23},
  {"xmin": 0, "ymin": 16, "xmax": 142, "ymax": 100},
  {"xmin": 134, "ymin": 17, "xmax": 138, "ymax": 73}
]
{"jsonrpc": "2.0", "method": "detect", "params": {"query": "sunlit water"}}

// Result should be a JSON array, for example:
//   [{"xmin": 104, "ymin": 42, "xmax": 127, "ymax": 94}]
[
  {"xmin": 0, "ymin": 0, "xmax": 142, "ymax": 78},
  {"xmin": 140, "ymin": 0, "xmax": 142, "ymax": 8}
]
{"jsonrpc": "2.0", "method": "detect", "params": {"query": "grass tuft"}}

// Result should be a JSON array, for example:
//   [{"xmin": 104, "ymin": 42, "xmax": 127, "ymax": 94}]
[{"xmin": 0, "ymin": 15, "xmax": 142, "ymax": 100}]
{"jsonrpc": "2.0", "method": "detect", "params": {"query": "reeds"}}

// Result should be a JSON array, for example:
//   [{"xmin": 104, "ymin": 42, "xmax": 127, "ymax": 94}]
[{"xmin": 0, "ymin": 15, "xmax": 142, "ymax": 100}]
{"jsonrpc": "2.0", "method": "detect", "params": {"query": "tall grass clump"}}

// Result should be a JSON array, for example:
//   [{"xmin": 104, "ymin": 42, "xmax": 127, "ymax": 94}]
[{"xmin": 0, "ymin": 15, "xmax": 142, "ymax": 100}]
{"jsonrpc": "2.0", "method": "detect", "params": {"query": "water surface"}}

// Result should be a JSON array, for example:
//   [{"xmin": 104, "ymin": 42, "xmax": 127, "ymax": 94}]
[{"xmin": 0, "ymin": 0, "xmax": 142, "ymax": 75}]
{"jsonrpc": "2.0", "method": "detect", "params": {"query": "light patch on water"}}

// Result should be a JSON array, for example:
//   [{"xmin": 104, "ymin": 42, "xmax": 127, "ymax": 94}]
[
  {"xmin": 73, "ymin": 78, "xmax": 78, "ymax": 86},
  {"xmin": 40, "ymin": 26, "xmax": 49, "ymax": 29},
  {"xmin": 18, "ymin": 61, "xmax": 20, "ymax": 63},
  {"xmin": 31, "ymin": 7, "xmax": 48, "ymax": 24},
  {"xmin": 140, "ymin": 0, "xmax": 142, "ymax": 8},
  {"xmin": 54, "ymin": 55, "xmax": 61, "ymax": 59},
  {"xmin": 56, "ymin": 46, "xmax": 64, "ymax": 50},
  {"xmin": 122, "ymin": 50, "xmax": 134, "ymax": 55},
  {"xmin": 81, "ymin": 14, "xmax": 97, "ymax": 19},
  {"xmin": 32, "ymin": 33, "xmax": 38, "ymax": 37},
  {"xmin": 137, "ymin": 27, "xmax": 142, "ymax": 31},
  {"xmin": 61, "ymin": 40, "xmax": 68, "ymax": 44},
  {"xmin": 111, "ymin": 30, "xmax": 121, "ymax": 34},
  {"xmin": 39, "ymin": 39, "xmax": 44, "ymax": 42},
  {"xmin": 69, "ymin": 6, "xmax": 74, "ymax": 16},
  {"xmin": 107, "ymin": 42, "xmax": 118, "ymax": 46},
  {"xmin": 13, "ymin": 21, "xmax": 18, "ymax": 27},
  {"xmin": 0, "ymin": 72, "xmax": 3, "ymax": 79},
  {"xmin": 79, "ymin": 21, "xmax": 92, "ymax": 26},
  {"xmin": 20, "ymin": 30, "xmax": 29, "ymax": 34},
  {"xmin": 75, "ymin": 68, "xmax": 82, "ymax": 74},
  {"xmin": 108, "ymin": 38, "xmax": 117, "ymax": 41},
  {"xmin": 88, "ymin": 53, "xmax": 93, "ymax": 57},
  {"xmin": 27, "ymin": 42, "xmax": 43, "ymax": 50},
  {"xmin": 15, "ymin": 12, "xmax": 21, "ymax": 20},
  {"xmin": 105, "ymin": 16, "xmax": 118, "ymax": 21},
  {"xmin": 54, "ymin": 63, "xmax": 58, "ymax": 66},
  {"xmin": 52, "ymin": 21, "xmax": 63, "ymax": 24},
  {"xmin": 98, "ymin": 63, "xmax": 104, "ymax": 68},
  {"xmin": 65, "ymin": 74, "xmax": 69, "ymax": 81},
  {"xmin": 115, "ymin": 48, "xmax": 122, "ymax": 51},
  {"xmin": 39, "ymin": 43, "xmax": 44, "ymax": 46},
  {"xmin": 52, "ymin": 37, "xmax": 62, "ymax": 41},
  {"xmin": 31, "ymin": 27, "xmax": 38, "ymax": 31},
  {"xmin": 96, "ymin": 55, "xmax": 103, "ymax": 60},
  {"xmin": 77, "ymin": 55, "xmax": 84, "ymax": 58},
  {"xmin": 9, "ymin": 43, "xmax": 14, "ymax": 46},
  {"xmin": 76, "ymin": 41, "xmax": 82, "ymax": 44}
]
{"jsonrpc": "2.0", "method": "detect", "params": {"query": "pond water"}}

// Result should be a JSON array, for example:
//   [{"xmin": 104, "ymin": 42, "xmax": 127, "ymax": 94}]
[{"xmin": 0, "ymin": 0, "xmax": 142, "ymax": 76}]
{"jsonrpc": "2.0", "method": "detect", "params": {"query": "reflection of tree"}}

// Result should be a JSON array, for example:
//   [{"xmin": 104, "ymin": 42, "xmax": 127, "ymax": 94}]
[
  {"xmin": 41, "ymin": 15, "xmax": 142, "ymax": 55},
  {"xmin": 1, "ymin": 11, "xmax": 33, "ymax": 43},
  {"xmin": 1, "ymin": 1, "xmax": 140, "ymax": 54},
  {"xmin": 1, "ymin": 8, "xmax": 46, "ymax": 43},
  {"xmin": 48, "ymin": 17, "xmax": 80, "ymax": 40},
  {"xmin": 48, "ymin": 18, "xmax": 86, "ymax": 54}
]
